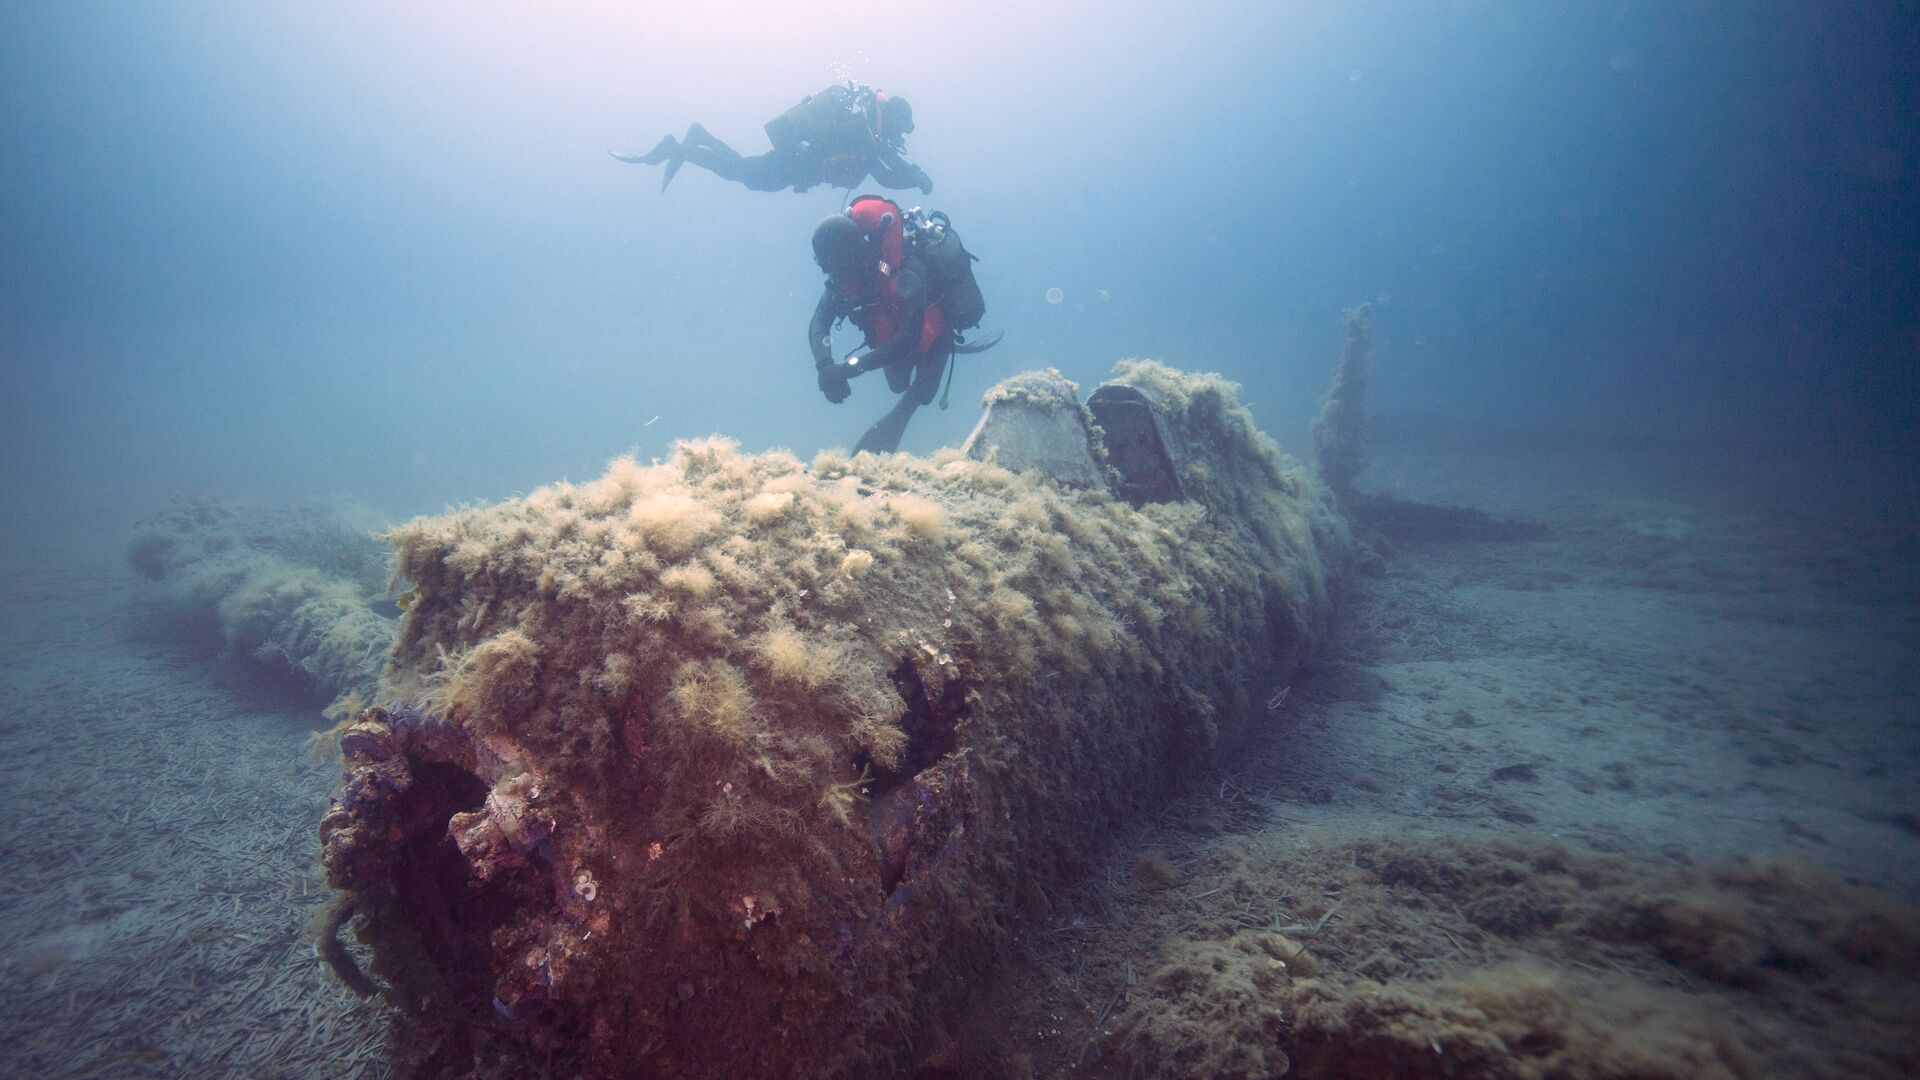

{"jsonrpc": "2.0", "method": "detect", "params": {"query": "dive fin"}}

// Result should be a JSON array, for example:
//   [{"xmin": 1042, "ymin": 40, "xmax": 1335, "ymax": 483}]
[
  {"xmin": 660, "ymin": 155, "xmax": 686, "ymax": 191},
  {"xmin": 611, "ymin": 136, "xmax": 679, "ymax": 167},
  {"xmin": 952, "ymin": 329, "xmax": 1004, "ymax": 355}
]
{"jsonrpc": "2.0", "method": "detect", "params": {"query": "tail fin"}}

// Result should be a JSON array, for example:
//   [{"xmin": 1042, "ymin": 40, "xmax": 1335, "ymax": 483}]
[{"xmin": 1310, "ymin": 304, "xmax": 1372, "ymax": 501}]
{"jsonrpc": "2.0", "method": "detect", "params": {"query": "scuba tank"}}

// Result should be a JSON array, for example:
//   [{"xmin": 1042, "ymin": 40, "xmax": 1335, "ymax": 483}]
[
  {"xmin": 765, "ymin": 83, "xmax": 864, "ymax": 151},
  {"xmin": 901, "ymin": 206, "xmax": 991, "ymax": 409},
  {"xmin": 903, "ymin": 207, "xmax": 985, "ymax": 333}
]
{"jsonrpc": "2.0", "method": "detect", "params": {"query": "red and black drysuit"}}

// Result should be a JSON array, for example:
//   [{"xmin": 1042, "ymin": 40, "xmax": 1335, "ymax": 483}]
[{"xmin": 809, "ymin": 196, "xmax": 954, "ymax": 455}]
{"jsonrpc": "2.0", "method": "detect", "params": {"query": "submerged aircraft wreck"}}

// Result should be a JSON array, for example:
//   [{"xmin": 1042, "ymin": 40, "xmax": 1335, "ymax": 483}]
[{"xmin": 316, "ymin": 360, "xmax": 1355, "ymax": 1076}]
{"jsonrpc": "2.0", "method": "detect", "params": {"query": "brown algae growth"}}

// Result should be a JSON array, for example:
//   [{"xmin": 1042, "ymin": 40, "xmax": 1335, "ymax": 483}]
[
  {"xmin": 318, "ymin": 363, "xmax": 1350, "ymax": 1076},
  {"xmin": 127, "ymin": 495, "xmax": 395, "ymax": 708},
  {"xmin": 1104, "ymin": 837, "xmax": 1920, "ymax": 1079}
]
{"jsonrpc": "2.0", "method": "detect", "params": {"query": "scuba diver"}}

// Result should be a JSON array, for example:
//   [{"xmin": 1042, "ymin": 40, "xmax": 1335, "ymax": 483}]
[
  {"xmin": 809, "ymin": 195, "xmax": 997, "ymax": 454},
  {"xmin": 613, "ymin": 83, "xmax": 932, "ymax": 195}
]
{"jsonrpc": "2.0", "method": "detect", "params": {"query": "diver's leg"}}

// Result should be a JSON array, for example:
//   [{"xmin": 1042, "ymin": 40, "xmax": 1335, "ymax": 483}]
[
  {"xmin": 665, "ymin": 147, "xmax": 790, "ymax": 191},
  {"xmin": 609, "ymin": 135, "xmax": 679, "ymax": 165},
  {"xmin": 663, "ymin": 126, "xmax": 791, "ymax": 192},
  {"xmin": 730, "ymin": 152, "xmax": 799, "ymax": 192},
  {"xmin": 903, "ymin": 346, "xmax": 950, "ymax": 407},
  {"xmin": 663, "ymin": 145, "xmax": 753, "ymax": 191},
  {"xmin": 681, "ymin": 123, "xmax": 743, "ymax": 161},
  {"xmin": 885, "ymin": 360, "xmax": 912, "ymax": 394},
  {"xmin": 667, "ymin": 145, "xmax": 744, "ymax": 179},
  {"xmin": 852, "ymin": 349, "xmax": 948, "ymax": 454},
  {"xmin": 853, "ymin": 393, "xmax": 923, "ymax": 455},
  {"xmin": 662, "ymin": 123, "xmax": 745, "ymax": 190}
]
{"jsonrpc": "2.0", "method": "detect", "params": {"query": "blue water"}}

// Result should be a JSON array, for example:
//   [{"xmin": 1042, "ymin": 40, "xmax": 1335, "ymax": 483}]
[
  {"xmin": 2, "ymin": 8, "xmax": 1917, "ymax": 1075},
  {"xmin": 2, "ymin": 1, "xmax": 1914, "ymax": 551}
]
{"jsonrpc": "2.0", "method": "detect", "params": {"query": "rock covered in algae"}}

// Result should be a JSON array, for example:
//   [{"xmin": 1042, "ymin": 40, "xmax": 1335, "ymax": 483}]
[
  {"xmin": 127, "ymin": 494, "xmax": 394, "ymax": 707},
  {"xmin": 319, "ymin": 362, "xmax": 1350, "ymax": 1077}
]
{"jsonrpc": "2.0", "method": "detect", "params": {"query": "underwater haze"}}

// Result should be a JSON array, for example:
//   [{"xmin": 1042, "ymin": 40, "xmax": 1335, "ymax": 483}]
[
  {"xmin": 5, "ymin": 0, "xmax": 1915, "ymax": 555},
  {"xmin": 4, "ymin": 3, "xmax": 1920, "ymax": 1078}
]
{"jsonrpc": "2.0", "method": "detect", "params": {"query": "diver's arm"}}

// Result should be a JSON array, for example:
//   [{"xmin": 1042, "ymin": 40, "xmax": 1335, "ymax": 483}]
[
  {"xmin": 810, "ymin": 291, "xmax": 851, "ymax": 402},
  {"xmin": 866, "ymin": 141, "xmax": 932, "ymax": 194},
  {"xmin": 809, "ymin": 290, "xmax": 842, "ymax": 366}
]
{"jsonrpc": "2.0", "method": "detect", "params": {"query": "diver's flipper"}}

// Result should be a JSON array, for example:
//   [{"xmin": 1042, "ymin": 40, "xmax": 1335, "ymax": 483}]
[
  {"xmin": 952, "ymin": 329, "xmax": 1004, "ymax": 355},
  {"xmin": 660, "ymin": 155, "xmax": 686, "ymax": 191},
  {"xmin": 610, "ymin": 136, "xmax": 678, "ymax": 166},
  {"xmin": 853, "ymin": 395, "xmax": 920, "ymax": 455}
]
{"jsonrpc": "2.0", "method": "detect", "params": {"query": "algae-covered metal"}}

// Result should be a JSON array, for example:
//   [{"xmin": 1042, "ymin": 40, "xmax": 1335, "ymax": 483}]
[{"xmin": 319, "ymin": 363, "xmax": 1349, "ymax": 1077}]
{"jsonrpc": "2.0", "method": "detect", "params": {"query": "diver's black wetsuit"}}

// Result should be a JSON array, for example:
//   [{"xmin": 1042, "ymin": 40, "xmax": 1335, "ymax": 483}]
[
  {"xmin": 616, "ymin": 85, "xmax": 931, "ymax": 195},
  {"xmin": 809, "ymin": 253, "xmax": 954, "ymax": 455}
]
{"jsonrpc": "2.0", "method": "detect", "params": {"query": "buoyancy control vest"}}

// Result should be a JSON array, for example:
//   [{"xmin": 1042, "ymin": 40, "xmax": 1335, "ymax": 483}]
[
  {"xmin": 847, "ymin": 194, "xmax": 905, "ymax": 277},
  {"xmin": 833, "ymin": 195, "xmax": 985, "ymax": 354},
  {"xmin": 836, "ymin": 195, "xmax": 921, "ymax": 351}
]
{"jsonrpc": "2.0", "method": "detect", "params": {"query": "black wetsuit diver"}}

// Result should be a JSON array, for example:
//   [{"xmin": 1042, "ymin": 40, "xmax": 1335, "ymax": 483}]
[
  {"xmin": 613, "ymin": 84, "xmax": 931, "ymax": 195},
  {"xmin": 808, "ymin": 197, "xmax": 992, "ymax": 455}
]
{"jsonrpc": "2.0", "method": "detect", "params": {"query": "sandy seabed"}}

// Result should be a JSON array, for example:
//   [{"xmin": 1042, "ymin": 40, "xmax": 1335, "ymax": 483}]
[{"xmin": 1, "ymin": 432, "xmax": 1914, "ymax": 1079}]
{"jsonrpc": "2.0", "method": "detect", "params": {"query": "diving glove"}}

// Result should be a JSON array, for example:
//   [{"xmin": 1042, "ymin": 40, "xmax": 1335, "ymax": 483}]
[{"xmin": 817, "ymin": 363, "xmax": 851, "ymax": 404}]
